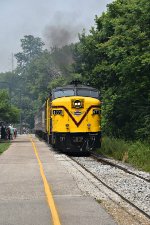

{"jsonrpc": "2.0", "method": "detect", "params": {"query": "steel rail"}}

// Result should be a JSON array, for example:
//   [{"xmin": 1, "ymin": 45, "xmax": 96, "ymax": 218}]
[{"xmin": 90, "ymin": 152, "xmax": 150, "ymax": 183}]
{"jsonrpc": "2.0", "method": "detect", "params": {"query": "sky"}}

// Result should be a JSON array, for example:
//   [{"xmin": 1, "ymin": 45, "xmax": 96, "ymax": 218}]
[{"xmin": 0, "ymin": 0, "xmax": 112, "ymax": 72}]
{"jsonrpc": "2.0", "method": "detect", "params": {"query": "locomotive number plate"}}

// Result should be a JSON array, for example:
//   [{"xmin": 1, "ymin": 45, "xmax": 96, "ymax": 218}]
[{"xmin": 74, "ymin": 111, "xmax": 82, "ymax": 116}]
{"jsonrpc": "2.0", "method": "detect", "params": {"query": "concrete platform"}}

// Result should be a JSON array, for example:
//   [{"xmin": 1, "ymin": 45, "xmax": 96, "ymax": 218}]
[{"xmin": 0, "ymin": 135, "xmax": 117, "ymax": 225}]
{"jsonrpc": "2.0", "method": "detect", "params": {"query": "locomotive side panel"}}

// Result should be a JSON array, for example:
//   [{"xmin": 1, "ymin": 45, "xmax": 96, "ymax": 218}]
[{"xmin": 34, "ymin": 103, "xmax": 47, "ymax": 139}]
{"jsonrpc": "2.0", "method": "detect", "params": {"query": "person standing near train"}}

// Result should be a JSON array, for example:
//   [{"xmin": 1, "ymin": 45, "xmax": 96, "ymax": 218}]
[
  {"xmin": 6, "ymin": 127, "xmax": 11, "ymax": 140},
  {"xmin": 14, "ymin": 128, "xmax": 17, "ymax": 138},
  {"xmin": 8, "ymin": 125, "xmax": 14, "ymax": 139},
  {"xmin": 1, "ymin": 126, "xmax": 6, "ymax": 139}
]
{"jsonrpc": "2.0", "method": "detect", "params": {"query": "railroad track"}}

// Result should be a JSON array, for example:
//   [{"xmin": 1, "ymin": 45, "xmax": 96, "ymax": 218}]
[
  {"xmin": 69, "ymin": 155, "xmax": 150, "ymax": 220},
  {"xmin": 90, "ymin": 152, "xmax": 150, "ymax": 183}
]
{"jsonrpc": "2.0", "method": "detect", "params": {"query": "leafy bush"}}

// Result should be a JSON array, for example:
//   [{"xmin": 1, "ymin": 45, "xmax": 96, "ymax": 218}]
[
  {"xmin": 97, "ymin": 136, "xmax": 150, "ymax": 172},
  {"xmin": 100, "ymin": 136, "xmax": 128, "ymax": 160},
  {"xmin": 128, "ymin": 141, "xmax": 150, "ymax": 172}
]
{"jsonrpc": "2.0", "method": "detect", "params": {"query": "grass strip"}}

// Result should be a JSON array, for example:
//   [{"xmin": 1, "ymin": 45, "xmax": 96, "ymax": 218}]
[
  {"xmin": 0, "ymin": 141, "xmax": 11, "ymax": 154},
  {"xmin": 96, "ymin": 136, "xmax": 150, "ymax": 172}
]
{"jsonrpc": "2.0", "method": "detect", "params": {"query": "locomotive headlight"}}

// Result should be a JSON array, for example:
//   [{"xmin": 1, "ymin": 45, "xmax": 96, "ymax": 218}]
[{"xmin": 72, "ymin": 99, "xmax": 83, "ymax": 108}]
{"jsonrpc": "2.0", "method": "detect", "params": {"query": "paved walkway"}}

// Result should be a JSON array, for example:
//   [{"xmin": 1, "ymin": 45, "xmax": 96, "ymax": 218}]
[{"xmin": 0, "ymin": 134, "xmax": 117, "ymax": 225}]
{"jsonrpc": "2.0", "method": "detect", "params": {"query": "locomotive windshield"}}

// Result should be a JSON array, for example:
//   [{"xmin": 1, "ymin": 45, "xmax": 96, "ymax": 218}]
[
  {"xmin": 53, "ymin": 86, "xmax": 99, "ymax": 99},
  {"xmin": 54, "ymin": 89, "xmax": 74, "ymax": 98},
  {"xmin": 77, "ymin": 89, "xmax": 99, "ymax": 98}
]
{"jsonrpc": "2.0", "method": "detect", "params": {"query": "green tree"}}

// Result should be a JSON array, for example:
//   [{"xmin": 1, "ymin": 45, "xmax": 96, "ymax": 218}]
[
  {"xmin": 73, "ymin": 0, "xmax": 150, "ymax": 140},
  {"xmin": 15, "ymin": 35, "xmax": 44, "ymax": 70},
  {"xmin": 0, "ymin": 90, "xmax": 19, "ymax": 123}
]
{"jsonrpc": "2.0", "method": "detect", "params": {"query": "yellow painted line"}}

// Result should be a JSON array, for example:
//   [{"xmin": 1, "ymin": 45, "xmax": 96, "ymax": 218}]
[{"xmin": 30, "ymin": 137, "xmax": 61, "ymax": 225}]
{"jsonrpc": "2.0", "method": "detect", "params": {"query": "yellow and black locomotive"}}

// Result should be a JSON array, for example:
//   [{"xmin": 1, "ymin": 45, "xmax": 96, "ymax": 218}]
[{"xmin": 35, "ymin": 82, "xmax": 101, "ymax": 153}]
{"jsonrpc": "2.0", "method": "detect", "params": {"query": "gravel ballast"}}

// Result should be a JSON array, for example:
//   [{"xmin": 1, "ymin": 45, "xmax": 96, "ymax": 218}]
[{"xmin": 53, "ymin": 152, "xmax": 150, "ymax": 225}]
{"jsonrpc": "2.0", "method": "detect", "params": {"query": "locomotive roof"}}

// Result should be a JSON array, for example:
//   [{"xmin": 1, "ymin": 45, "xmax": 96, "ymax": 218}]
[{"xmin": 53, "ymin": 84, "xmax": 97, "ymax": 91}]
